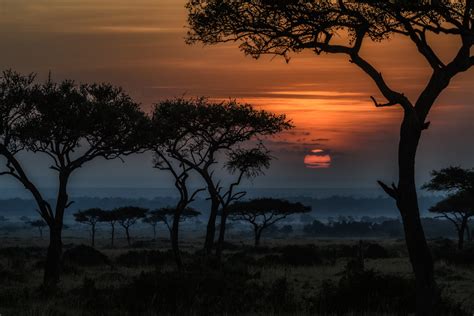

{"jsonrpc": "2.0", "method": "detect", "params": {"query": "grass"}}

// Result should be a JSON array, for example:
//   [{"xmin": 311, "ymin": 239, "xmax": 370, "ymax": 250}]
[{"xmin": 0, "ymin": 235, "xmax": 473, "ymax": 315}]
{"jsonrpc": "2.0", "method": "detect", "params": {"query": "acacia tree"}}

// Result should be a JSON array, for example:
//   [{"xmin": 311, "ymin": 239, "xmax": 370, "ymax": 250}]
[
  {"xmin": 29, "ymin": 219, "xmax": 48, "ymax": 238},
  {"xmin": 215, "ymin": 146, "xmax": 271, "ymax": 258},
  {"xmin": 73, "ymin": 208, "xmax": 104, "ymax": 247},
  {"xmin": 143, "ymin": 212, "xmax": 161, "ymax": 240},
  {"xmin": 0, "ymin": 70, "xmax": 148, "ymax": 287},
  {"xmin": 115, "ymin": 206, "xmax": 148, "ymax": 246},
  {"xmin": 424, "ymin": 166, "xmax": 474, "ymax": 247},
  {"xmin": 150, "ymin": 207, "xmax": 201, "ymax": 265},
  {"xmin": 99, "ymin": 210, "xmax": 119, "ymax": 247},
  {"xmin": 228, "ymin": 198, "xmax": 310, "ymax": 246},
  {"xmin": 151, "ymin": 98, "xmax": 291, "ymax": 256},
  {"xmin": 186, "ymin": 2, "xmax": 474, "ymax": 313},
  {"xmin": 429, "ymin": 191, "xmax": 474, "ymax": 249},
  {"xmin": 149, "ymin": 107, "xmax": 206, "ymax": 268}
]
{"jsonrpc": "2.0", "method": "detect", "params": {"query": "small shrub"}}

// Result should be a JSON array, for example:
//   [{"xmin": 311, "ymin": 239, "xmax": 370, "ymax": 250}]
[
  {"xmin": 364, "ymin": 243, "xmax": 390, "ymax": 259},
  {"xmin": 62, "ymin": 245, "xmax": 110, "ymax": 267},
  {"xmin": 279, "ymin": 244, "xmax": 323, "ymax": 266},
  {"xmin": 115, "ymin": 250, "xmax": 164, "ymax": 267}
]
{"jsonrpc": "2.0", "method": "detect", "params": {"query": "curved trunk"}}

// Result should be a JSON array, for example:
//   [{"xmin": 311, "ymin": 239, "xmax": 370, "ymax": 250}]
[
  {"xmin": 215, "ymin": 211, "xmax": 228, "ymax": 259},
  {"xmin": 395, "ymin": 110, "xmax": 437, "ymax": 316},
  {"xmin": 43, "ymin": 225, "xmax": 62, "ymax": 288}
]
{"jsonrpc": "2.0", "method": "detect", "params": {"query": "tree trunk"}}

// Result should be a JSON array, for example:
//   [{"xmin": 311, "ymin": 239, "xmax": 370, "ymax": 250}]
[
  {"xmin": 394, "ymin": 110, "xmax": 437, "ymax": 316},
  {"xmin": 171, "ymin": 211, "xmax": 183, "ymax": 270},
  {"xmin": 111, "ymin": 223, "xmax": 115, "ymax": 247},
  {"xmin": 125, "ymin": 227, "xmax": 131, "ymax": 246},
  {"xmin": 215, "ymin": 211, "xmax": 228, "ymax": 259},
  {"xmin": 458, "ymin": 218, "xmax": 467, "ymax": 250},
  {"xmin": 43, "ymin": 225, "xmax": 62, "ymax": 288},
  {"xmin": 91, "ymin": 225, "xmax": 96, "ymax": 248},
  {"xmin": 465, "ymin": 222, "xmax": 471, "ymax": 242},
  {"xmin": 204, "ymin": 196, "xmax": 220, "ymax": 255},
  {"xmin": 254, "ymin": 227, "xmax": 262, "ymax": 247}
]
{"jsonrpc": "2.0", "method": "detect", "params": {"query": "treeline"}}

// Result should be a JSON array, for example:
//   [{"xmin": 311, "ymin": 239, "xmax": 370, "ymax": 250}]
[
  {"xmin": 0, "ymin": 195, "xmax": 443, "ymax": 218},
  {"xmin": 302, "ymin": 217, "xmax": 469, "ymax": 239}
]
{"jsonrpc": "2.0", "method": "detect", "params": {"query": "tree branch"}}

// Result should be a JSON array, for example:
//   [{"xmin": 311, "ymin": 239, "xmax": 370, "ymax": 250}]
[{"xmin": 377, "ymin": 180, "xmax": 399, "ymax": 200}]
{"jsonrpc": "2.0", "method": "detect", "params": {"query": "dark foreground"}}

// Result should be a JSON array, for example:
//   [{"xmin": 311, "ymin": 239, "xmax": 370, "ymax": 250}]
[{"xmin": 1, "ymin": 238, "xmax": 473, "ymax": 316}]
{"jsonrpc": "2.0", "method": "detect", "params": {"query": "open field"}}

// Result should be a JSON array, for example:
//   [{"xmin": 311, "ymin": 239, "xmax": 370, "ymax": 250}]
[{"xmin": 1, "ymin": 235, "xmax": 473, "ymax": 316}]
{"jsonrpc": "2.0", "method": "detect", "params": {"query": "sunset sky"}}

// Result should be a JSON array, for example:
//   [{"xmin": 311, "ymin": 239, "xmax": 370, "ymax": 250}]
[{"xmin": 0, "ymin": 0, "xmax": 473, "ymax": 193}]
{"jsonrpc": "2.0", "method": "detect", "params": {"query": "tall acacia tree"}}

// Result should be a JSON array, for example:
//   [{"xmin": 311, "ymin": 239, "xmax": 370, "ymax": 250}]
[
  {"xmin": 0, "ymin": 71, "xmax": 148, "ymax": 287},
  {"xmin": 215, "ymin": 146, "xmax": 271, "ymax": 258},
  {"xmin": 151, "ymin": 98, "xmax": 291, "ymax": 256},
  {"xmin": 186, "ymin": 1, "xmax": 474, "ymax": 313}
]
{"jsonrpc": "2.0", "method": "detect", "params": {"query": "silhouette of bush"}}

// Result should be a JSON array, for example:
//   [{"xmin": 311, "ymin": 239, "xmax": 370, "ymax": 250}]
[
  {"xmin": 278, "ymin": 244, "xmax": 323, "ymax": 266},
  {"xmin": 313, "ymin": 266, "xmax": 416, "ymax": 314},
  {"xmin": 226, "ymin": 251, "xmax": 257, "ymax": 266},
  {"xmin": 118, "ymin": 268, "xmax": 262, "ymax": 315},
  {"xmin": 115, "ymin": 250, "xmax": 164, "ymax": 267},
  {"xmin": 430, "ymin": 238, "xmax": 474, "ymax": 264},
  {"xmin": 62, "ymin": 245, "xmax": 110, "ymax": 267},
  {"xmin": 364, "ymin": 243, "xmax": 390, "ymax": 259}
]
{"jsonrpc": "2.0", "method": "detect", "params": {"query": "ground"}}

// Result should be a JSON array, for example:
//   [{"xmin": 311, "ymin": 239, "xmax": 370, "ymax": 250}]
[{"xmin": 0, "ymin": 234, "xmax": 473, "ymax": 315}]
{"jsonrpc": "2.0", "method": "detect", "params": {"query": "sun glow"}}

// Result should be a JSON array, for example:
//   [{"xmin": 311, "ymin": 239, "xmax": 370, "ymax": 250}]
[{"xmin": 304, "ymin": 149, "xmax": 332, "ymax": 169}]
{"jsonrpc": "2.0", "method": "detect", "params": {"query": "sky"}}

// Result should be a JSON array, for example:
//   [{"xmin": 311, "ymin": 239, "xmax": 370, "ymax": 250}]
[{"xmin": 0, "ymin": 0, "xmax": 473, "ymax": 194}]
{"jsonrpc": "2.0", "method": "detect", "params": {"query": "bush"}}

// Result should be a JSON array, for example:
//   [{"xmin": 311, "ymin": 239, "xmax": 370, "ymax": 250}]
[
  {"xmin": 62, "ymin": 245, "xmax": 110, "ymax": 267},
  {"xmin": 118, "ymin": 268, "xmax": 262, "ymax": 315},
  {"xmin": 278, "ymin": 244, "xmax": 323, "ymax": 266},
  {"xmin": 115, "ymin": 250, "xmax": 164, "ymax": 267},
  {"xmin": 364, "ymin": 243, "xmax": 390, "ymax": 259},
  {"xmin": 312, "ymin": 266, "xmax": 416, "ymax": 314}
]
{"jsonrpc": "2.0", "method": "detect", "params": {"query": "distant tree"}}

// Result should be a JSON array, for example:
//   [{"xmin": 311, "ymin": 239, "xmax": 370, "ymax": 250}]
[
  {"xmin": 187, "ymin": 2, "xmax": 474, "ymax": 313},
  {"xmin": 144, "ymin": 207, "xmax": 200, "ymax": 268},
  {"xmin": 115, "ymin": 207, "xmax": 148, "ymax": 246},
  {"xmin": 0, "ymin": 70, "xmax": 148, "ymax": 287},
  {"xmin": 424, "ymin": 166, "xmax": 474, "ymax": 246},
  {"xmin": 30, "ymin": 219, "xmax": 48, "ymax": 238},
  {"xmin": 228, "ymin": 198, "xmax": 310, "ymax": 246},
  {"xmin": 430, "ymin": 191, "xmax": 474, "ymax": 249},
  {"xmin": 142, "ymin": 212, "xmax": 161, "ymax": 240},
  {"xmin": 73, "ymin": 208, "xmax": 104, "ymax": 247},
  {"xmin": 151, "ymin": 207, "xmax": 201, "ymax": 235},
  {"xmin": 99, "ymin": 210, "xmax": 119, "ymax": 247},
  {"xmin": 151, "ymin": 98, "xmax": 291, "ymax": 256}
]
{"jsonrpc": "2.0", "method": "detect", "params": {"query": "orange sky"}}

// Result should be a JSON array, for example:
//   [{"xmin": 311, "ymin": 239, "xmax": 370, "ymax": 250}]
[{"xmin": 0, "ymin": 0, "xmax": 473, "ymax": 189}]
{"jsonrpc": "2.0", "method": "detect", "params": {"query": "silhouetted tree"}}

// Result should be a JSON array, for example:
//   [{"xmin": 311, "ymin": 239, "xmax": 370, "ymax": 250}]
[
  {"xmin": 424, "ymin": 166, "xmax": 474, "ymax": 246},
  {"xmin": 115, "ymin": 207, "xmax": 148, "ymax": 246},
  {"xmin": 99, "ymin": 210, "xmax": 119, "ymax": 247},
  {"xmin": 29, "ymin": 219, "xmax": 48, "ymax": 238},
  {"xmin": 149, "ymin": 107, "xmax": 206, "ymax": 268},
  {"xmin": 142, "ymin": 212, "xmax": 161, "ymax": 240},
  {"xmin": 430, "ymin": 191, "xmax": 474, "ymax": 249},
  {"xmin": 151, "ymin": 98, "xmax": 291, "ymax": 256},
  {"xmin": 228, "ymin": 198, "xmax": 310, "ymax": 246},
  {"xmin": 215, "ymin": 146, "xmax": 271, "ymax": 258},
  {"xmin": 186, "ymin": 2, "xmax": 474, "ymax": 313},
  {"xmin": 0, "ymin": 70, "xmax": 148, "ymax": 287},
  {"xmin": 73, "ymin": 208, "xmax": 104, "ymax": 247}
]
